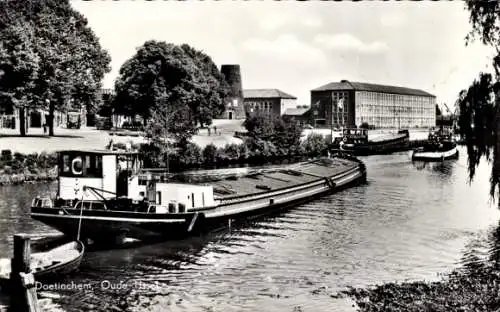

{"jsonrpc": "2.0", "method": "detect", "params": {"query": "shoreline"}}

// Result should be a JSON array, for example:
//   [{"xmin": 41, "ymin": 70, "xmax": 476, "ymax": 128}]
[
  {"xmin": 341, "ymin": 260, "xmax": 500, "ymax": 312},
  {"xmin": 0, "ymin": 167, "xmax": 58, "ymax": 186}
]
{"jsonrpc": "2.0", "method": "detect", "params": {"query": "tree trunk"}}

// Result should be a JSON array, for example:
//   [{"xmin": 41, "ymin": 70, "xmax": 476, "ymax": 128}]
[
  {"xmin": 48, "ymin": 102, "xmax": 55, "ymax": 136},
  {"xmin": 19, "ymin": 107, "xmax": 26, "ymax": 137}
]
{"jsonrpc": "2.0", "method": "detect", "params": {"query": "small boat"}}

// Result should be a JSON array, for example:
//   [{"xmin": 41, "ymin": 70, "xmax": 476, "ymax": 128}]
[
  {"xmin": 30, "ymin": 149, "xmax": 367, "ymax": 243},
  {"xmin": 0, "ymin": 240, "xmax": 84, "ymax": 288},
  {"xmin": 412, "ymin": 127, "xmax": 459, "ymax": 161},
  {"xmin": 332, "ymin": 128, "xmax": 410, "ymax": 156}
]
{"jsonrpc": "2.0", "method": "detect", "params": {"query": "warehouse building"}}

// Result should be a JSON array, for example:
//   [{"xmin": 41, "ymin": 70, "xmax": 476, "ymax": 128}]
[
  {"xmin": 310, "ymin": 80, "xmax": 436, "ymax": 129},
  {"xmin": 244, "ymin": 89, "xmax": 297, "ymax": 116}
]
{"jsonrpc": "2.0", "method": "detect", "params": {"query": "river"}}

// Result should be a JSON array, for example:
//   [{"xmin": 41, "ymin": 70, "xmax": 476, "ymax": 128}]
[{"xmin": 1, "ymin": 147, "xmax": 500, "ymax": 312}]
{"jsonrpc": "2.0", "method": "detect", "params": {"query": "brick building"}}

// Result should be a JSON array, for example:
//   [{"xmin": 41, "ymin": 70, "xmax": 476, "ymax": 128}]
[
  {"xmin": 310, "ymin": 80, "xmax": 436, "ymax": 129},
  {"xmin": 244, "ymin": 89, "xmax": 297, "ymax": 116}
]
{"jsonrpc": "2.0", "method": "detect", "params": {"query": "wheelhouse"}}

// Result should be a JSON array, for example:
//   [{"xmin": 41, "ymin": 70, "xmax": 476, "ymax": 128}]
[{"xmin": 56, "ymin": 149, "xmax": 142, "ymax": 201}]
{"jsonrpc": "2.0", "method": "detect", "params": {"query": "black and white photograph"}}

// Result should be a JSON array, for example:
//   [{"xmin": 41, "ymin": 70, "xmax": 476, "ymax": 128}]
[{"xmin": 0, "ymin": 0, "xmax": 500, "ymax": 311}]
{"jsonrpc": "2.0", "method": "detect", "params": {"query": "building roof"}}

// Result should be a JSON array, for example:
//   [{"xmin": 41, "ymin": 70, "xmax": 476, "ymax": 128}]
[
  {"xmin": 283, "ymin": 107, "xmax": 310, "ymax": 116},
  {"xmin": 311, "ymin": 80, "xmax": 435, "ymax": 97},
  {"xmin": 243, "ymin": 89, "xmax": 297, "ymax": 99},
  {"xmin": 57, "ymin": 149, "xmax": 139, "ymax": 156}
]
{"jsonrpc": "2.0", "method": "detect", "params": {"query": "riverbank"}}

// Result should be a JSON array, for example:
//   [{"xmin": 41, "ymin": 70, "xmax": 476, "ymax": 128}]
[
  {"xmin": 0, "ymin": 167, "xmax": 57, "ymax": 185},
  {"xmin": 342, "ymin": 260, "xmax": 500, "ymax": 312}
]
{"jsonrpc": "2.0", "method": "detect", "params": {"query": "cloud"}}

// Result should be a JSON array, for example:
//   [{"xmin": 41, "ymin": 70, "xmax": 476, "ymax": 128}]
[
  {"xmin": 241, "ymin": 34, "xmax": 326, "ymax": 63},
  {"xmin": 314, "ymin": 33, "xmax": 389, "ymax": 54}
]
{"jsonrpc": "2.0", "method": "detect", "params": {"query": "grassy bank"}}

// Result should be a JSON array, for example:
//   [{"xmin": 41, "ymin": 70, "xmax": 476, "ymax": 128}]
[
  {"xmin": 0, "ymin": 150, "xmax": 58, "ymax": 185},
  {"xmin": 0, "ymin": 132, "xmax": 332, "ymax": 185},
  {"xmin": 342, "ymin": 260, "xmax": 500, "ymax": 312}
]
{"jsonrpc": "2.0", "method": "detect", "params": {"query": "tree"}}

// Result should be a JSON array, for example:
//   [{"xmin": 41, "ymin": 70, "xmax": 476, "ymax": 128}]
[
  {"xmin": 436, "ymin": 104, "xmax": 442, "ymax": 116},
  {"xmin": 0, "ymin": 19, "xmax": 39, "ymax": 136},
  {"xmin": 457, "ymin": 1, "xmax": 500, "ymax": 198},
  {"xmin": 114, "ymin": 41, "xmax": 228, "ymax": 143},
  {"xmin": 0, "ymin": 0, "xmax": 111, "ymax": 136},
  {"xmin": 243, "ymin": 111, "xmax": 276, "ymax": 142},
  {"xmin": 243, "ymin": 111, "xmax": 304, "ymax": 155},
  {"xmin": 180, "ymin": 44, "xmax": 230, "ymax": 127}
]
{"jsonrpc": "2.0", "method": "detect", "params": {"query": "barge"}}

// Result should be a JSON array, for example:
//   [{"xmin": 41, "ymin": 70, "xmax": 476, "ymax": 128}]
[
  {"xmin": 30, "ymin": 149, "xmax": 366, "ymax": 243},
  {"xmin": 332, "ymin": 128, "xmax": 410, "ymax": 156},
  {"xmin": 412, "ymin": 127, "xmax": 458, "ymax": 162}
]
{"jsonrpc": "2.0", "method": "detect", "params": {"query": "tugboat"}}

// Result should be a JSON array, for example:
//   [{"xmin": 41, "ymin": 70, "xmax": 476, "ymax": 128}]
[
  {"xmin": 412, "ymin": 127, "xmax": 459, "ymax": 161},
  {"xmin": 332, "ymin": 128, "xmax": 410, "ymax": 156},
  {"xmin": 30, "ymin": 149, "xmax": 366, "ymax": 243}
]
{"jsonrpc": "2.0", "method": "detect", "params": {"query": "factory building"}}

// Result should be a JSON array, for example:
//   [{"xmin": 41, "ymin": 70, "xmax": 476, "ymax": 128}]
[
  {"xmin": 310, "ymin": 80, "xmax": 436, "ymax": 129},
  {"xmin": 243, "ymin": 89, "xmax": 297, "ymax": 116}
]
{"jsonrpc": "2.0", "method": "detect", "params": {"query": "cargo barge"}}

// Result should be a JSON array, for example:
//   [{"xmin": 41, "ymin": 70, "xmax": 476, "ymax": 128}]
[
  {"xmin": 331, "ymin": 128, "xmax": 410, "ymax": 156},
  {"xmin": 30, "ymin": 149, "xmax": 367, "ymax": 243}
]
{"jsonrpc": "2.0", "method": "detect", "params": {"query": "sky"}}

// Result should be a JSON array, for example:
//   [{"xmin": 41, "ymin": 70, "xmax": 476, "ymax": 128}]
[{"xmin": 71, "ymin": 1, "xmax": 495, "ymax": 111}]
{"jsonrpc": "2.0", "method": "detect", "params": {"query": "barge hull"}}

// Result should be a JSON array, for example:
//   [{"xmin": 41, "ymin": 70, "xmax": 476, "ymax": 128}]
[
  {"xmin": 412, "ymin": 147, "xmax": 459, "ymax": 162},
  {"xmin": 31, "ymin": 161, "xmax": 366, "ymax": 242}
]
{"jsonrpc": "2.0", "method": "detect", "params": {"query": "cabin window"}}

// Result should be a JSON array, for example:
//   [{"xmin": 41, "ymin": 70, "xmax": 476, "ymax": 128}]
[
  {"xmin": 92, "ymin": 202, "xmax": 105, "ymax": 210},
  {"xmin": 149, "ymin": 206, "xmax": 156, "ymax": 213},
  {"xmin": 178, "ymin": 203, "xmax": 186, "ymax": 213},
  {"xmin": 168, "ymin": 203, "xmax": 176, "ymax": 213},
  {"xmin": 82, "ymin": 202, "xmax": 92, "ymax": 210},
  {"xmin": 156, "ymin": 191, "xmax": 162, "ymax": 205},
  {"xmin": 59, "ymin": 153, "xmax": 103, "ymax": 178},
  {"xmin": 85, "ymin": 156, "xmax": 91, "ymax": 170},
  {"xmin": 72, "ymin": 157, "xmax": 83, "ymax": 175},
  {"xmin": 63, "ymin": 155, "xmax": 70, "ymax": 173}
]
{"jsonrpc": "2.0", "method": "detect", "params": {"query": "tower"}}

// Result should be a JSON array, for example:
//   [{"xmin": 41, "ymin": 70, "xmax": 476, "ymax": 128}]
[{"xmin": 220, "ymin": 64, "xmax": 245, "ymax": 119}]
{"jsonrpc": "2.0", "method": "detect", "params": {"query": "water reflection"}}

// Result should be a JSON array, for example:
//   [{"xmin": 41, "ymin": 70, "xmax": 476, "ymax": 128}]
[{"xmin": 0, "ymin": 147, "xmax": 499, "ymax": 312}]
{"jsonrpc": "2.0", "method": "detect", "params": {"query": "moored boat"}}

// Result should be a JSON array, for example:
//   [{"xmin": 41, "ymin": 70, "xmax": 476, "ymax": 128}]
[
  {"xmin": 412, "ymin": 127, "xmax": 459, "ymax": 162},
  {"xmin": 0, "ymin": 240, "xmax": 84, "ymax": 289},
  {"xmin": 332, "ymin": 128, "xmax": 410, "ymax": 156},
  {"xmin": 30, "ymin": 149, "xmax": 367, "ymax": 243}
]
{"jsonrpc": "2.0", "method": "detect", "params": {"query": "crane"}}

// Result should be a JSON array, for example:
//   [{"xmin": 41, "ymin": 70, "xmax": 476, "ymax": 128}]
[{"xmin": 440, "ymin": 102, "xmax": 458, "ymax": 132}]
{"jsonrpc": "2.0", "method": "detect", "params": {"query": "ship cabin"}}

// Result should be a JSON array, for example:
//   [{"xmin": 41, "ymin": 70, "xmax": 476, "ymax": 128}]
[
  {"xmin": 336, "ymin": 128, "xmax": 369, "ymax": 145},
  {"xmin": 428, "ymin": 127, "xmax": 453, "ymax": 143},
  {"xmin": 56, "ymin": 149, "xmax": 142, "ymax": 201},
  {"xmin": 33, "ymin": 149, "xmax": 216, "ymax": 214}
]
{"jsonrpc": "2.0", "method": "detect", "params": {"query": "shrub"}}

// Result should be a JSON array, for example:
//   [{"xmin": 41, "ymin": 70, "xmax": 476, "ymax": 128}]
[
  {"xmin": 178, "ymin": 142, "xmax": 203, "ymax": 166},
  {"xmin": 202, "ymin": 144, "xmax": 218, "ymax": 165},
  {"xmin": 138, "ymin": 143, "xmax": 162, "ymax": 167},
  {"xmin": 301, "ymin": 133, "xmax": 328, "ymax": 156},
  {"xmin": 0, "ymin": 150, "xmax": 12, "ymax": 166},
  {"xmin": 215, "ymin": 147, "xmax": 230, "ymax": 164},
  {"xmin": 237, "ymin": 143, "xmax": 250, "ymax": 161},
  {"xmin": 223, "ymin": 143, "xmax": 240, "ymax": 161}
]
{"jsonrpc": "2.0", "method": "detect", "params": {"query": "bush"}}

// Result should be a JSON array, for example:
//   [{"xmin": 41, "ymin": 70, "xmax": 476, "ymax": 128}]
[
  {"xmin": 1, "ymin": 150, "xmax": 12, "ymax": 166},
  {"xmin": 301, "ymin": 133, "xmax": 328, "ymax": 156},
  {"xmin": 178, "ymin": 142, "xmax": 203, "ymax": 166},
  {"xmin": 223, "ymin": 143, "xmax": 240, "ymax": 161},
  {"xmin": 215, "ymin": 147, "xmax": 230, "ymax": 164},
  {"xmin": 237, "ymin": 143, "xmax": 250, "ymax": 161},
  {"xmin": 202, "ymin": 144, "xmax": 217, "ymax": 165},
  {"xmin": 138, "ymin": 143, "xmax": 162, "ymax": 167}
]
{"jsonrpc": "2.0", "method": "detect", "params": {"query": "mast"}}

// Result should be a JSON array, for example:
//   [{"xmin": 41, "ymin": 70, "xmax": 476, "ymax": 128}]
[
  {"xmin": 164, "ymin": 94, "xmax": 169, "ymax": 177},
  {"xmin": 330, "ymin": 94, "xmax": 334, "ymax": 143}
]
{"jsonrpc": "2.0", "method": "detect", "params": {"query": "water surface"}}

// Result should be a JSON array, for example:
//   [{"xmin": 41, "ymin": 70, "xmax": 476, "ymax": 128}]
[{"xmin": 1, "ymin": 147, "xmax": 499, "ymax": 311}]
